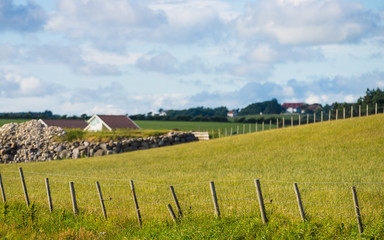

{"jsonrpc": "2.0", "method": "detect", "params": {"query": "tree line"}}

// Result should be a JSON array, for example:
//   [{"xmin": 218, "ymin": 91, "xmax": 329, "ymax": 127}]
[{"xmin": 1, "ymin": 88, "xmax": 383, "ymax": 122}]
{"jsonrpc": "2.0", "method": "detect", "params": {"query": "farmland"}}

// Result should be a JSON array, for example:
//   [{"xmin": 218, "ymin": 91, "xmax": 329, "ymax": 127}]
[{"xmin": 1, "ymin": 115, "xmax": 384, "ymax": 239}]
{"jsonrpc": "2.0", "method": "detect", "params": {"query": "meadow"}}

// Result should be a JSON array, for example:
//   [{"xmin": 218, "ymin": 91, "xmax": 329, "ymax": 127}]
[{"xmin": 1, "ymin": 115, "xmax": 384, "ymax": 239}]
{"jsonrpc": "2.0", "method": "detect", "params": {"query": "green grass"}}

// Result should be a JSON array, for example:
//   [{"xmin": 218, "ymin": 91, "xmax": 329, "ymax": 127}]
[
  {"xmin": 56, "ymin": 128, "xmax": 170, "ymax": 142},
  {"xmin": 0, "ymin": 119, "xmax": 29, "ymax": 127},
  {"xmin": 1, "ymin": 115, "xmax": 384, "ymax": 238}
]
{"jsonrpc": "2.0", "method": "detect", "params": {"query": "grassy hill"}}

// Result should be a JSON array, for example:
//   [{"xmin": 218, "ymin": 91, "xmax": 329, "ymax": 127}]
[{"xmin": 1, "ymin": 115, "xmax": 384, "ymax": 239}]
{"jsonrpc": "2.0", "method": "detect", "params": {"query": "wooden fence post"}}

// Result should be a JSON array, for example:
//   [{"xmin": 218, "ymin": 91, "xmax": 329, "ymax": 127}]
[
  {"xmin": 351, "ymin": 186, "xmax": 363, "ymax": 233},
  {"xmin": 293, "ymin": 183, "xmax": 306, "ymax": 222},
  {"xmin": 210, "ymin": 181, "xmax": 220, "ymax": 218},
  {"xmin": 96, "ymin": 181, "xmax": 107, "ymax": 220},
  {"xmin": 269, "ymin": 120, "xmax": 272, "ymax": 130},
  {"xmin": 314, "ymin": 113, "xmax": 316, "ymax": 123},
  {"xmin": 306, "ymin": 114, "xmax": 309, "ymax": 124},
  {"xmin": 69, "ymin": 182, "xmax": 78, "ymax": 216},
  {"xmin": 283, "ymin": 118, "xmax": 285, "ymax": 128},
  {"xmin": 291, "ymin": 116, "xmax": 293, "ymax": 127},
  {"xmin": 243, "ymin": 124, "xmax": 245, "ymax": 134},
  {"xmin": 299, "ymin": 115, "xmax": 301, "ymax": 126},
  {"xmin": 359, "ymin": 105, "xmax": 361, "ymax": 117},
  {"xmin": 218, "ymin": 129, "xmax": 221, "ymax": 138},
  {"xmin": 19, "ymin": 167, "xmax": 30, "ymax": 208},
  {"xmin": 262, "ymin": 122, "xmax": 265, "ymax": 131},
  {"xmin": 130, "ymin": 180, "xmax": 142, "ymax": 227},
  {"xmin": 351, "ymin": 106, "xmax": 354, "ymax": 118},
  {"xmin": 167, "ymin": 204, "xmax": 178, "ymax": 223},
  {"xmin": 0, "ymin": 172, "xmax": 6, "ymax": 202},
  {"xmin": 375, "ymin": 103, "xmax": 378, "ymax": 115},
  {"xmin": 336, "ymin": 109, "xmax": 338, "ymax": 120},
  {"xmin": 329, "ymin": 110, "xmax": 331, "ymax": 121},
  {"xmin": 254, "ymin": 179, "xmax": 267, "ymax": 224},
  {"xmin": 45, "ymin": 178, "xmax": 53, "ymax": 213},
  {"xmin": 321, "ymin": 111, "xmax": 323, "ymax": 122},
  {"xmin": 366, "ymin": 105, "xmax": 369, "ymax": 116},
  {"xmin": 170, "ymin": 186, "xmax": 182, "ymax": 217},
  {"xmin": 343, "ymin": 107, "xmax": 345, "ymax": 119},
  {"xmin": 237, "ymin": 125, "xmax": 239, "ymax": 135}
]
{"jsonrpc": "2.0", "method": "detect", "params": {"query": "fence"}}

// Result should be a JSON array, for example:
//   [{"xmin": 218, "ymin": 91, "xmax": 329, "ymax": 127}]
[
  {"xmin": 1, "ymin": 168, "xmax": 383, "ymax": 233},
  {"xmin": 206, "ymin": 103, "xmax": 384, "ymax": 139}
]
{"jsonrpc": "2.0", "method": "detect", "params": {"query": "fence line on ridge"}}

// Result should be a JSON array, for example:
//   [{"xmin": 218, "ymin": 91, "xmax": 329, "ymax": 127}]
[{"xmin": 1, "ymin": 168, "xmax": 383, "ymax": 233}]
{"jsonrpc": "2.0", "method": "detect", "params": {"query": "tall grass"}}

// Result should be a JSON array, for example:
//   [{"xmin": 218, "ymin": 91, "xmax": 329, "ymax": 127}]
[
  {"xmin": 1, "ymin": 115, "xmax": 384, "ymax": 238},
  {"xmin": 56, "ymin": 129, "xmax": 170, "ymax": 142}
]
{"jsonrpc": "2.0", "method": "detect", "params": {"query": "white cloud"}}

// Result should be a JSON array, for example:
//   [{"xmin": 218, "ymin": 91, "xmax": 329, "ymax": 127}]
[
  {"xmin": 0, "ymin": 71, "xmax": 60, "ymax": 97},
  {"xmin": 235, "ymin": 0, "xmax": 378, "ymax": 45},
  {"xmin": 82, "ymin": 48, "xmax": 142, "ymax": 65}
]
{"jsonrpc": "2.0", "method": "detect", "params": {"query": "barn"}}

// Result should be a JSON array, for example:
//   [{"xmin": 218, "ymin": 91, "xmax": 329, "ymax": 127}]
[{"xmin": 84, "ymin": 115, "xmax": 140, "ymax": 131}]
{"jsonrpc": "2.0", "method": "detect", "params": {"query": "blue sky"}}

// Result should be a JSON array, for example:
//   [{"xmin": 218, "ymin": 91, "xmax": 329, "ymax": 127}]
[{"xmin": 1, "ymin": 0, "xmax": 383, "ymax": 115}]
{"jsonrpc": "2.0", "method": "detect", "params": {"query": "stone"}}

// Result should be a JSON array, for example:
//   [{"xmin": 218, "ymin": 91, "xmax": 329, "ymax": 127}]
[
  {"xmin": 94, "ymin": 149, "xmax": 105, "ymax": 157},
  {"xmin": 72, "ymin": 148, "xmax": 80, "ymax": 159}
]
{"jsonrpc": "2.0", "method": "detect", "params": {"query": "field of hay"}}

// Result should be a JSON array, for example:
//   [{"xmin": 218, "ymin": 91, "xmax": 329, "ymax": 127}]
[{"xmin": 1, "ymin": 115, "xmax": 384, "ymax": 239}]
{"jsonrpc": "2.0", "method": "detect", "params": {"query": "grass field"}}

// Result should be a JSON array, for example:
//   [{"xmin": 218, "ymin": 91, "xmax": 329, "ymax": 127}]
[
  {"xmin": 1, "ymin": 115, "xmax": 384, "ymax": 239},
  {"xmin": 0, "ymin": 119, "xmax": 29, "ymax": 126}
]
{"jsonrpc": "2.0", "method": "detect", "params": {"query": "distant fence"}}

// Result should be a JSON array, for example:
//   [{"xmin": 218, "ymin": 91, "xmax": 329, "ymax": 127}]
[
  {"xmin": 206, "ymin": 103, "xmax": 384, "ymax": 139},
  {"xmin": 1, "ymin": 168, "xmax": 384, "ymax": 233}
]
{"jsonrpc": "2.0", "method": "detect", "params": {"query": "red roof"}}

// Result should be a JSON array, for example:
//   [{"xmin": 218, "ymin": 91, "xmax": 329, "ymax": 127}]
[
  {"xmin": 282, "ymin": 103, "xmax": 305, "ymax": 109},
  {"xmin": 307, "ymin": 105, "xmax": 322, "ymax": 110},
  {"xmin": 40, "ymin": 119, "xmax": 88, "ymax": 129},
  {"xmin": 98, "ymin": 115, "xmax": 140, "ymax": 130}
]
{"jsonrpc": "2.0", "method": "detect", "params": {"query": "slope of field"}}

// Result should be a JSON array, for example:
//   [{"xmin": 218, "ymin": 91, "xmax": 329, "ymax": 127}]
[
  {"xmin": 1, "ymin": 115, "xmax": 384, "ymax": 239},
  {"xmin": 2, "ymin": 115, "xmax": 383, "ymax": 183},
  {"xmin": 135, "ymin": 120, "xmax": 268, "ymax": 132}
]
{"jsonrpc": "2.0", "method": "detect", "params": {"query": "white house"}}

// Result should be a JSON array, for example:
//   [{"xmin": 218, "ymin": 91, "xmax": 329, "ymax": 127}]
[
  {"xmin": 227, "ymin": 110, "xmax": 238, "ymax": 118},
  {"xmin": 84, "ymin": 115, "xmax": 140, "ymax": 131},
  {"xmin": 282, "ymin": 103, "xmax": 305, "ymax": 114}
]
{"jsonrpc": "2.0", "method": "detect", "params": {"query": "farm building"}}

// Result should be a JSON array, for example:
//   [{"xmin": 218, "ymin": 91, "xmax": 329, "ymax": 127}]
[
  {"xmin": 227, "ymin": 110, "xmax": 238, "ymax": 118},
  {"xmin": 307, "ymin": 104, "xmax": 323, "ymax": 112},
  {"xmin": 282, "ymin": 103, "xmax": 305, "ymax": 113},
  {"xmin": 38, "ymin": 119, "xmax": 88, "ymax": 129},
  {"xmin": 84, "ymin": 114, "xmax": 140, "ymax": 131}
]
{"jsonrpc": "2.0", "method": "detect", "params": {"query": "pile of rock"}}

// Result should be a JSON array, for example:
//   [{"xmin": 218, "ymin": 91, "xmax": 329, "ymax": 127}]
[{"xmin": 0, "ymin": 120, "xmax": 198, "ymax": 164}]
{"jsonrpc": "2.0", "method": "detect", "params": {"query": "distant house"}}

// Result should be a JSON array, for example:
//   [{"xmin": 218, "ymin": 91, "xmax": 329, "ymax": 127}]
[
  {"xmin": 38, "ymin": 119, "xmax": 88, "ymax": 129},
  {"xmin": 307, "ymin": 104, "xmax": 323, "ymax": 112},
  {"xmin": 227, "ymin": 110, "xmax": 238, "ymax": 118},
  {"xmin": 159, "ymin": 110, "xmax": 167, "ymax": 116},
  {"xmin": 84, "ymin": 115, "xmax": 140, "ymax": 131},
  {"xmin": 282, "ymin": 103, "xmax": 306, "ymax": 113}
]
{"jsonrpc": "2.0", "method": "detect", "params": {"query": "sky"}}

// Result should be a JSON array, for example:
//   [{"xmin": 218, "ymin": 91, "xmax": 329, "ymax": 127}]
[{"xmin": 0, "ymin": 0, "xmax": 383, "ymax": 115}]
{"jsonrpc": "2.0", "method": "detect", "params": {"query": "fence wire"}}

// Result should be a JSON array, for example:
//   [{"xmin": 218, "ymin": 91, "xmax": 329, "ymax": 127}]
[{"xmin": 1, "ymin": 170, "xmax": 384, "ymax": 225}]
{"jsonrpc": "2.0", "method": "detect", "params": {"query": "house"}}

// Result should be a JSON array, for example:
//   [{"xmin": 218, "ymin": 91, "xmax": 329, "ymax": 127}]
[
  {"xmin": 38, "ymin": 119, "xmax": 88, "ymax": 129},
  {"xmin": 227, "ymin": 110, "xmax": 238, "ymax": 118},
  {"xmin": 159, "ymin": 110, "xmax": 167, "ymax": 116},
  {"xmin": 84, "ymin": 114, "xmax": 140, "ymax": 131},
  {"xmin": 282, "ymin": 103, "xmax": 306, "ymax": 113},
  {"xmin": 307, "ymin": 104, "xmax": 323, "ymax": 113}
]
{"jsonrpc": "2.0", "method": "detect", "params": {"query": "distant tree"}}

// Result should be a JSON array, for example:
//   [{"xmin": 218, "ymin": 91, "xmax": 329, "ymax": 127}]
[{"xmin": 239, "ymin": 99, "xmax": 283, "ymax": 115}]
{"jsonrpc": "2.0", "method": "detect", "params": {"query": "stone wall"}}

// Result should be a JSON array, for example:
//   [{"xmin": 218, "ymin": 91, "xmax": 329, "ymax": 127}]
[{"xmin": 0, "ymin": 120, "xmax": 198, "ymax": 164}]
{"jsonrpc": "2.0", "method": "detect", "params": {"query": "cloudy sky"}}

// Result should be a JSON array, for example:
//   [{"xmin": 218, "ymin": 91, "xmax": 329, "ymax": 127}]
[{"xmin": 1, "ymin": 0, "xmax": 383, "ymax": 115}]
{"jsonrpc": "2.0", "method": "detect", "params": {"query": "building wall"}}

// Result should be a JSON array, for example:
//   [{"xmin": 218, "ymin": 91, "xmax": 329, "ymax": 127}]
[{"xmin": 87, "ymin": 117, "xmax": 105, "ymax": 131}]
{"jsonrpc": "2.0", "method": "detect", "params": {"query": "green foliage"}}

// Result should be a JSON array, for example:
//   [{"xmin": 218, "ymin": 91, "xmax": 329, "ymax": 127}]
[
  {"xmin": 239, "ymin": 99, "xmax": 283, "ymax": 115},
  {"xmin": 358, "ymin": 88, "xmax": 384, "ymax": 105},
  {"xmin": 56, "ymin": 129, "xmax": 170, "ymax": 142}
]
